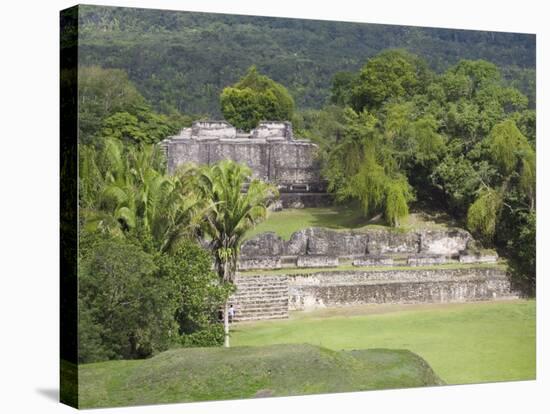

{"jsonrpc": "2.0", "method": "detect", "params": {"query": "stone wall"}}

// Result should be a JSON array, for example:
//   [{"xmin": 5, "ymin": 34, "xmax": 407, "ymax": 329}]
[
  {"xmin": 164, "ymin": 121, "xmax": 323, "ymax": 187},
  {"xmin": 238, "ymin": 256, "xmax": 282, "ymax": 271},
  {"xmin": 419, "ymin": 229, "xmax": 472, "ymax": 255},
  {"xmin": 287, "ymin": 267, "xmax": 514, "ymax": 311},
  {"xmin": 239, "ymin": 227, "xmax": 475, "ymax": 269},
  {"xmin": 296, "ymin": 255, "xmax": 339, "ymax": 268},
  {"xmin": 459, "ymin": 252, "xmax": 498, "ymax": 264},
  {"xmin": 230, "ymin": 267, "xmax": 516, "ymax": 320},
  {"xmin": 352, "ymin": 256, "xmax": 394, "ymax": 266},
  {"xmin": 407, "ymin": 255, "xmax": 451, "ymax": 266}
]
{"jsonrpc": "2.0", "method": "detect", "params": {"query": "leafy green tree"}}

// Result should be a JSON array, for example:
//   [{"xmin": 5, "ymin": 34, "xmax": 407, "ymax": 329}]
[
  {"xmin": 78, "ymin": 66, "xmax": 146, "ymax": 144},
  {"xmin": 430, "ymin": 153, "xmax": 494, "ymax": 215},
  {"xmin": 450, "ymin": 60, "xmax": 500, "ymax": 95},
  {"xmin": 220, "ymin": 66, "xmax": 295, "ymax": 130},
  {"xmin": 185, "ymin": 160, "xmax": 277, "ymax": 347},
  {"xmin": 488, "ymin": 120, "xmax": 534, "ymax": 176},
  {"xmin": 330, "ymin": 71, "xmax": 358, "ymax": 106},
  {"xmin": 350, "ymin": 49, "xmax": 431, "ymax": 111},
  {"xmin": 440, "ymin": 71, "xmax": 472, "ymax": 101},
  {"xmin": 156, "ymin": 240, "xmax": 231, "ymax": 345},
  {"xmin": 466, "ymin": 120, "xmax": 534, "ymax": 242},
  {"xmin": 506, "ymin": 211, "xmax": 536, "ymax": 295},
  {"xmin": 79, "ymin": 66, "xmax": 185, "ymax": 146},
  {"xmin": 292, "ymin": 105, "xmax": 346, "ymax": 148},
  {"xmin": 487, "ymin": 119, "xmax": 535, "ymax": 210},
  {"xmin": 79, "ymin": 239, "xmax": 178, "ymax": 361}
]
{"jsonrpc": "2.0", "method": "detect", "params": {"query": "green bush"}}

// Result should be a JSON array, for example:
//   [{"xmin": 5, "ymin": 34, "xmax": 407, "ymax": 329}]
[
  {"xmin": 178, "ymin": 324, "xmax": 225, "ymax": 348},
  {"xmin": 156, "ymin": 240, "xmax": 231, "ymax": 338},
  {"xmin": 78, "ymin": 238, "xmax": 179, "ymax": 362}
]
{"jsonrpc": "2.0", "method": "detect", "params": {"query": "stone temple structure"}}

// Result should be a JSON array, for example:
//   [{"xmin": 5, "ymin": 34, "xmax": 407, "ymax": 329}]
[
  {"xmin": 229, "ymin": 227, "xmax": 516, "ymax": 321},
  {"xmin": 162, "ymin": 120, "xmax": 516, "ymax": 323},
  {"xmin": 162, "ymin": 120, "xmax": 330, "ymax": 208}
]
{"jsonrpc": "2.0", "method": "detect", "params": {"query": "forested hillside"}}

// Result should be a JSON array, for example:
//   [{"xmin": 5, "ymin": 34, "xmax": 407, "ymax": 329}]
[{"xmin": 78, "ymin": 5, "xmax": 535, "ymax": 116}]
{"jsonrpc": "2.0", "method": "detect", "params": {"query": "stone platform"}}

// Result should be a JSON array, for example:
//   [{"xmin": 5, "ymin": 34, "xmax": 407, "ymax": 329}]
[
  {"xmin": 231, "ymin": 265, "xmax": 516, "ymax": 321},
  {"xmin": 230, "ymin": 226, "xmax": 510, "ymax": 321}
]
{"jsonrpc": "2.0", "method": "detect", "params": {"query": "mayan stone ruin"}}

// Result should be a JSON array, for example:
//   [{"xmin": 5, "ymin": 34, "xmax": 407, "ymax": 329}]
[
  {"xmin": 230, "ymin": 227, "xmax": 514, "ymax": 322},
  {"xmin": 162, "ymin": 120, "xmax": 516, "ymax": 322},
  {"xmin": 162, "ymin": 120, "xmax": 330, "ymax": 207}
]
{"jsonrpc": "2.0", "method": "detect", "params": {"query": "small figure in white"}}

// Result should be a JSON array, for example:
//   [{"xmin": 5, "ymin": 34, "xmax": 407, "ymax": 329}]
[{"xmin": 228, "ymin": 304, "xmax": 235, "ymax": 323}]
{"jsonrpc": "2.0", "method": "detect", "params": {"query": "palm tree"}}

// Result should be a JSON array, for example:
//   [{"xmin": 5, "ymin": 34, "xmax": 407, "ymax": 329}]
[
  {"xmin": 81, "ymin": 138, "xmax": 206, "ymax": 252},
  {"xmin": 185, "ymin": 160, "xmax": 277, "ymax": 347}
]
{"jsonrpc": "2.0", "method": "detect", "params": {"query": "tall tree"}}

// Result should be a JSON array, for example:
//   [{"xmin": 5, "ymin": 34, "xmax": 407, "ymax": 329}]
[
  {"xmin": 350, "ymin": 49, "xmax": 431, "ymax": 112},
  {"xmin": 220, "ymin": 66, "xmax": 295, "ymax": 130}
]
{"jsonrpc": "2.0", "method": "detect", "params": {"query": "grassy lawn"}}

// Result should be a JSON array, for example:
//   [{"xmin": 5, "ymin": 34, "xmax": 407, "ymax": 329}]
[
  {"xmin": 231, "ymin": 300, "xmax": 536, "ymax": 385},
  {"xmin": 76, "ymin": 344, "xmax": 441, "ymax": 408},
  {"xmin": 245, "ymin": 204, "xmax": 453, "ymax": 240}
]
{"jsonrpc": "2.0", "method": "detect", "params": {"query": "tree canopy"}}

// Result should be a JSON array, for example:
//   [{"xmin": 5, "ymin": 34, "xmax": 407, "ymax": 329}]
[
  {"xmin": 220, "ymin": 66, "xmax": 295, "ymax": 130},
  {"xmin": 315, "ymin": 50, "xmax": 535, "ymax": 291}
]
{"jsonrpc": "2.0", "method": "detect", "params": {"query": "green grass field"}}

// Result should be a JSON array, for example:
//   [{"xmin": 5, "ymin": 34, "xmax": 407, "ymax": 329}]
[
  {"xmin": 232, "ymin": 300, "xmax": 536, "ymax": 385},
  {"xmin": 75, "ymin": 344, "xmax": 441, "ymax": 408},
  {"xmin": 245, "ymin": 205, "xmax": 453, "ymax": 240}
]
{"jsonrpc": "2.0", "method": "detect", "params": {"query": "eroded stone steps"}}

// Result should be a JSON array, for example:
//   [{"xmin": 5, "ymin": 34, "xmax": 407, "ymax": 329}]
[
  {"xmin": 230, "ymin": 275, "xmax": 290, "ymax": 321},
  {"xmin": 232, "ymin": 297, "xmax": 288, "ymax": 304}
]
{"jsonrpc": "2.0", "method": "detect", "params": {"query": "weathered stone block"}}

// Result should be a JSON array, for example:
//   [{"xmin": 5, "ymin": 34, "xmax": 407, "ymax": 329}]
[
  {"xmin": 251, "ymin": 121, "xmax": 292, "ymax": 140},
  {"xmin": 192, "ymin": 120, "xmax": 236, "ymax": 139},
  {"xmin": 407, "ymin": 255, "xmax": 450, "ymax": 266},
  {"xmin": 241, "ymin": 232, "xmax": 285, "ymax": 258},
  {"xmin": 419, "ymin": 229, "xmax": 472, "ymax": 255},
  {"xmin": 238, "ymin": 256, "xmax": 282, "ymax": 270},
  {"xmin": 352, "ymin": 256, "xmax": 394, "ymax": 266},
  {"xmin": 285, "ymin": 228, "xmax": 368, "ymax": 258},
  {"xmin": 459, "ymin": 252, "xmax": 498, "ymax": 264},
  {"xmin": 367, "ymin": 230, "xmax": 420, "ymax": 255},
  {"xmin": 296, "ymin": 255, "xmax": 339, "ymax": 268}
]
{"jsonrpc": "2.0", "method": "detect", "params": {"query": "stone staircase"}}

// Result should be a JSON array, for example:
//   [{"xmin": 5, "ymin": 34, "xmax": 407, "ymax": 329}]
[{"xmin": 231, "ymin": 275, "xmax": 289, "ymax": 321}]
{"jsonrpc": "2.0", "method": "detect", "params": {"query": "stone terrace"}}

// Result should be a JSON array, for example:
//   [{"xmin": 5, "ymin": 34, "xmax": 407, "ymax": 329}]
[{"xmin": 228, "ymin": 226, "xmax": 510, "ymax": 321}]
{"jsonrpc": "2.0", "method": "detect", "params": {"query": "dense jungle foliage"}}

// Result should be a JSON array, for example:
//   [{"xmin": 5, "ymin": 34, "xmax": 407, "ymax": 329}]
[
  {"xmin": 75, "ymin": 6, "xmax": 536, "ymax": 362},
  {"xmin": 77, "ymin": 5, "xmax": 535, "ymax": 116}
]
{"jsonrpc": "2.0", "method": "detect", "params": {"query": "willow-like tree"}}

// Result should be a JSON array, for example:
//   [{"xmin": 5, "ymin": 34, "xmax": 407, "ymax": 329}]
[
  {"xmin": 467, "ymin": 120, "xmax": 535, "ymax": 241},
  {"xmin": 488, "ymin": 119, "xmax": 535, "ymax": 210},
  {"xmin": 466, "ymin": 188, "xmax": 502, "ymax": 242},
  {"xmin": 324, "ymin": 108, "xmax": 414, "ymax": 227},
  {"xmin": 185, "ymin": 160, "xmax": 277, "ymax": 347}
]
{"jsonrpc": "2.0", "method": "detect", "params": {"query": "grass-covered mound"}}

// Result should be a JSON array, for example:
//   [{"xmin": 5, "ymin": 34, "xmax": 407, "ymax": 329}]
[
  {"xmin": 76, "ymin": 344, "xmax": 442, "ymax": 408},
  {"xmin": 233, "ymin": 300, "xmax": 536, "ymax": 385}
]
